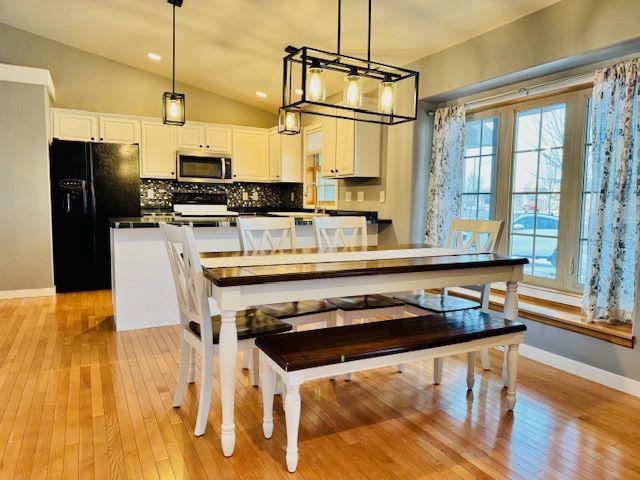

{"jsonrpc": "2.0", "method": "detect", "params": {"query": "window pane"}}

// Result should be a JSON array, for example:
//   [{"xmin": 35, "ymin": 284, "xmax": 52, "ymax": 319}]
[
  {"xmin": 461, "ymin": 194, "xmax": 478, "ymax": 219},
  {"xmin": 511, "ymin": 194, "xmax": 537, "ymax": 232},
  {"xmin": 513, "ymin": 151, "xmax": 538, "ymax": 192},
  {"xmin": 533, "ymin": 236, "xmax": 558, "ymax": 279},
  {"xmin": 578, "ymin": 98, "xmax": 593, "ymax": 285},
  {"xmin": 477, "ymin": 194, "xmax": 492, "ymax": 220},
  {"xmin": 479, "ymin": 156, "xmax": 493, "ymax": 192},
  {"xmin": 579, "ymin": 239, "xmax": 588, "ymax": 285},
  {"xmin": 540, "ymin": 104, "xmax": 566, "ymax": 149},
  {"xmin": 538, "ymin": 149, "xmax": 563, "ymax": 192},
  {"xmin": 481, "ymin": 118, "xmax": 497, "ymax": 155},
  {"xmin": 463, "ymin": 157, "xmax": 479, "ymax": 193},
  {"xmin": 515, "ymin": 109, "xmax": 541, "ymax": 151},
  {"xmin": 465, "ymin": 121, "xmax": 481, "ymax": 157},
  {"xmin": 511, "ymin": 234, "xmax": 534, "ymax": 275}
]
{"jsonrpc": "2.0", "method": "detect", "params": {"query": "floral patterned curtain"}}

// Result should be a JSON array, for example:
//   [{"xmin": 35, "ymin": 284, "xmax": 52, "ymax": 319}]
[
  {"xmin": 584, "ymin": 58, "xmax": 640, "ymax": 324},
  {"xmin": 424, "ymin": 104, "xmax": 466, "ymax": 247}
]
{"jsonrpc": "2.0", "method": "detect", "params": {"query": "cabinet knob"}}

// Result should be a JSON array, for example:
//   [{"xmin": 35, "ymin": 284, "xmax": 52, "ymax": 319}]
[
  {"xmin": 91, "ymin": 137, "xmax": 95, "ymax": 140},
  {"xmin": 330, "ymin": 169, "xmax": 334, "ymax": 173},
  {"xmin": 171, "ymin": 172, "xmax": 174, "ymax": 175},
  {"xmin": 233, "ymin": 174, "xmax": 237, "ymax": 178},
  {"xmin": 199, "ymin": 145, "xmax": 203, "ymax": 148},
  {"xmin": 206, "ymin": 145, "xmax": 210, "ymax": 148},
  {"xmin": 100, "ymin": 137, "xmax": 104, "ymax": 141}
]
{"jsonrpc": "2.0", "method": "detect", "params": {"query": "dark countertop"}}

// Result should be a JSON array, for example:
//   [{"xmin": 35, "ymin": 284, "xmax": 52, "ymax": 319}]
[{"xmin": 110, "ymin": 210, "xmax": 392, "ymax": 229}]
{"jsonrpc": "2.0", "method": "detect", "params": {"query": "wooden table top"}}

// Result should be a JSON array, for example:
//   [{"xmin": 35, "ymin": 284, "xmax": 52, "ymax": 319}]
[{"xmin": 201, "ymin": 244, "xmax": 528, "ymax": 287}]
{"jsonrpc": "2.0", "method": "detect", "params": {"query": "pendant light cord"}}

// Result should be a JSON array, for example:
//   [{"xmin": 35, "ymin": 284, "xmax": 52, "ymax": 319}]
[
  {"xmin": 367, "ymin": 0, "xmax": 372, "ymax": 67},
  {"xmin": 337, "ymin": 0, "xmax": 341, "ymax": 56},
  {"xmin": 172, "ymin": 3, "xmax": 176, "ymax": 93}
]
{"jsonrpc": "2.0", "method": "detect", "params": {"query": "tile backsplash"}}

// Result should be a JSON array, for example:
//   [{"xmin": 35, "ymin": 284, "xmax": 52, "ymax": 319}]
[{"xmin": 140, "ymin": 179, "xmax": 303, "ymax": 210}]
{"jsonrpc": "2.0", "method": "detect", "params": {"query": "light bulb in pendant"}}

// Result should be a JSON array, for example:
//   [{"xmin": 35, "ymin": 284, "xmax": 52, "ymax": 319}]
[
  {"xmin": 343, "ymin": 68, "xmax": 363, "ymax": 109},
  {"xmin": 163, "ymin": 92, "xmax": 185, "ymax": 125},
  {"xmin": 378, "ymin": 75, "xmax": 397, "ymax": 114},
  {"xmin": 306, "ymin": 59, "xmax": 325, "ymax": 102}
]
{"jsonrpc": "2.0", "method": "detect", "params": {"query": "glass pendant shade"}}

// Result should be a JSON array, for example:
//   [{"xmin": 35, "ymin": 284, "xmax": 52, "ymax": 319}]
[
  {"xmin": 306, "ymin": 60, "xmax": 326, "ymax": 102},
  {"xmin": 378, "ymin": 77, "xmax": 397, "ymax": 114},
  {"xmin": 163, "ymin": 92, "xmax": 186, "ymax": 125},
  {"xmin": 278, "ymin": 108, "xmax": 301, "ymax": 135},
  {"xmin": 343, "ymin": 69, "xmax": 363, "ymax": 109}
]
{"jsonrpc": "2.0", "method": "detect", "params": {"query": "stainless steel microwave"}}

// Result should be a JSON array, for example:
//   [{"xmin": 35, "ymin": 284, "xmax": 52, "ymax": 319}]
[{"xmin": 176, "ymin": 150, "xmax": 233, "ymax": 183}]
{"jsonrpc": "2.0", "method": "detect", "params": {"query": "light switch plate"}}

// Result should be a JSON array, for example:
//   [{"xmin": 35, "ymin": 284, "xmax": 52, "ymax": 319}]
[
  {"xmin": 345, "ymin": 191, "xmax": 352, "ymax": 202},
  {"xmin": 251, "ymin": 191, "xmax": 259, "ymax": 201},
  {"xmin": 379, "ymin": 190, "xmax": 386, "ymax": 203},
  {"xmin": 242, "ymin": 192, "xmax": 249, "ymax": 201},
  {"xmin": 357, "ymin": 191, "xmax": 364, "ymax": 202}
]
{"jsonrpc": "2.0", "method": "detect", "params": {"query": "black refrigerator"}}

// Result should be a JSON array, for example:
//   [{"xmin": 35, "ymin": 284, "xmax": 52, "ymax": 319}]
[{"xmin": 50, "ymin": 139, "xmax": 141, "ymax": 292}]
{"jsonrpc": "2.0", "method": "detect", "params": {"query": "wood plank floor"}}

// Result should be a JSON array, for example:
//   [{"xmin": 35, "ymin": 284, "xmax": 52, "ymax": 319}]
[{"xmin": 1, "ymin": 290, "xmax": 639, "ymax": 479}]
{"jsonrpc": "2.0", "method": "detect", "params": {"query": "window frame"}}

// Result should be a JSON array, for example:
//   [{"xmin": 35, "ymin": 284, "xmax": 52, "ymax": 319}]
[{"xmin": 466, "ymin": 87, "xmax": 592, "ymax": 293}]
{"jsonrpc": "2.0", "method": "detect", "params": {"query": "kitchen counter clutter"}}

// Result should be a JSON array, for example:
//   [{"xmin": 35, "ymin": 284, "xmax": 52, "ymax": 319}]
[{"xmin": 110, "ymin": 210, "xmax": 390, "ymax": 330}]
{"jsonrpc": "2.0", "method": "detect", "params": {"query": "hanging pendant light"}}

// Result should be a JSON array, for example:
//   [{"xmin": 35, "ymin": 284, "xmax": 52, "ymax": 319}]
[
  {"xmin": 278, "ymin": 107, "xmax": 301, "ymax": 135},
  {"xmin": 279, "ymin": 0, "xmax": 419, "ymax": 126},
  {"xmin": 163, "ymin": 0, "xmax": 185, "ymax": 126}
]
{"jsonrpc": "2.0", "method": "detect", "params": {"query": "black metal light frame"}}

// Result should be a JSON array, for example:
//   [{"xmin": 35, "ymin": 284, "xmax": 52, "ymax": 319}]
[
  {"xmin": 279, "ymin": 0, "xmax": 419, "ymax": 126},
  {"xmin": 277, "ymin": 107, "xmax": 302, "ymax": 135},
  {"xmin": 163, "ymin": 0, "xmax": 186, "ymax": 126}
]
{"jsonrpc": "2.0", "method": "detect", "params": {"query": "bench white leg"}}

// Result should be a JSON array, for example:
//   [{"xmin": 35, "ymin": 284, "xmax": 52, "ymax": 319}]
[
  {"xmin": 506, "ymin": 344, "xmax": 519, "ymax": 410},
  {"xmin": 173, "ymin": 338, "xmax": 191, "ymax": 408},
  {"xmin": 502, "ymin": 347, "xmax": 509, "ymax": 387},
  {"xmin": 502, "ymin": 281, "xmax": 519, "ymax": 386},
  {"xmin": 194, "ymin": 343, "xmax": 213, "ymax": 436},
  {"xmin": 479, "ymin": 348, "xmax": 491, "ymax": 370},
  {"xmin": 393, "ymin": 312, "xmax": 405, "ymax": 373},
  {"xmin": 261, "ymin": 363, "xmax": 276, "ymax": 438},
  {"xmin": 251, "ymin": 347, "xmax": 260, "ymax": 387},
  {"xmin": 218, "ymin": 309, "xmax": 238, "ymax": 455},
  {"xmin": 285, "ymin": 380, "xmax": 302, "ymax": 473},
  {"xmin": 327, "ymin": 310, "xmax": 338, "ymax": 329},
  {"xmin": 466, "ymin": 351, "xmax": 476, "ymax": 390},
  {"xmin": 187, "ymin": 345, "xmax": 197, "ymax": 384},
  {"xmin": 343, "ymin": 314, "xmax": 352, "ymax": 381},
  {"xmin": 433, "ymin": 357, "xmax": 443, "ymax": 385}
]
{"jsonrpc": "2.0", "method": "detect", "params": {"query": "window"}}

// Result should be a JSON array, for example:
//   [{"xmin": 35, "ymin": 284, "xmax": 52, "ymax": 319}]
[
  {"xmin": 510, "ymin": 103, "xmax": 565, "ymax": 279},
  {"xmin": 303, "ymin": 126, "xmax": 337, "ymax": 208},
  {"xmin": 461, "ymin": 117, "xmax": 498, "ymax": 220},
  {"xmin": 578, "ymin": 99, "xmax": 593, "ymax": 285}
]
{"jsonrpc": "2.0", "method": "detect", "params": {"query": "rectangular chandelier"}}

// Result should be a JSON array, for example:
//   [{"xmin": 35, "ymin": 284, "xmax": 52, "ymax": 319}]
[{"xmin": 281, "ymin": 46, "xmax": 419, "ymax": 125}]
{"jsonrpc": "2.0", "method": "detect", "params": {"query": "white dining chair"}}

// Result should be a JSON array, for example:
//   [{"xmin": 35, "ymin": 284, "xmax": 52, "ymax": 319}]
[
  {"xmin": 395, "ymin": 218, "xmax": 505, "ymax": 374},
  {"xmin": 312, "ymin": 216, "xmax": 406, "ymax": 378},
  {"xmin": 159, "ymin": 222, "xmax": 292, "ymax": 436}
]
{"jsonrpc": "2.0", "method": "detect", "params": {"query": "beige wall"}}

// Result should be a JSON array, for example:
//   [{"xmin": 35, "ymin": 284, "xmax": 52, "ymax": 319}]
[
  {"xmin": 0, "ymin": 81, "xmax": 54, "ymax": 291},
  {"xmin": 0, "ymin": 23, "xmax": 276, "ymax": 127}
]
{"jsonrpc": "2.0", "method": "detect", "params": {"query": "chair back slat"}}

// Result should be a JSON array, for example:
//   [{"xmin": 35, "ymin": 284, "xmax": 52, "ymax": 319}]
[
  {"xmin": 446, "ymin": 219, "xmax": 504, "ymax": 253},
  {"xmin": 312, "ymin": 216, "xmax": 368, "ymax": 248},
  {"xmin": 238, "ymin": 216, "xmax": 297, "ymax": 252},
  {"xmin": 159, "ymin": 223, "xmax": 211, "ymax": 333}
]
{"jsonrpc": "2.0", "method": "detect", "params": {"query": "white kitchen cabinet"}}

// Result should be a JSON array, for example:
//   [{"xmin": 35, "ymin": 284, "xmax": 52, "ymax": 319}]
[
  {"xmin": 269, "ymin": 128, "xmax": 302, "ymax": 182},
  {"xmin": 176, "ymin": 123, "xmax": 205, "ymax": 150},
  {"xmin": 321, "ymin": 106, "xmax": 380, "ymax": 178},
  {"xmin": 232, "ymin": 128, "xmax": 269, "ymax": 182},
  {"xmin": 205, "ymin": 125, "xmax": 232, "ymax": 153},
  {"xmin": 140, "ymin": 121, "xmax": 176, "ymax": 179},
  {"xmin": 99, "ymin": 116, "xmax": 140, "ymax": 144},
  {"xmin": 52, "ymin": 110, "xmax": 98, "ymax": 141}
]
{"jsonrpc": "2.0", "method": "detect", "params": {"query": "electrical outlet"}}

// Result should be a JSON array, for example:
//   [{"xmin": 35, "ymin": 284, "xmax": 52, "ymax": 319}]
[
  {"xmin": 357, "ymin": 191, "xmax": 364, "ymax": 202},
  {"xmin": 379, "ymin": 190, "xmax": 386, "ymax": 203},
  {"xmin": 291, "ymin": 192, "xmax": 295, "ymax": 202},
  {"xmin": 251, "ymin": 191, "xmax": 259, "ymax": 201},
  {"xmin": 345, "ymin": 191, "xmax": 352, "ymax": 202},
  {"xmin": 242, "ymin": 191, "xmax": 249, "ymax": 201}
]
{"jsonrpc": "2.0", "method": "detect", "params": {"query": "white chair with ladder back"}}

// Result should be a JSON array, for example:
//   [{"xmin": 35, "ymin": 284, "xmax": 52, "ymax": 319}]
[
  {"xmin": 394, "ymin": 218, "xmax": 505, "ymax": 374},
  {"xmin": 312, "ymin": 216, "xmax": 406, "ymax": 378},
  {"xmin": 159, "ymin": 222, "xmax": 292, "ymax": 436}
]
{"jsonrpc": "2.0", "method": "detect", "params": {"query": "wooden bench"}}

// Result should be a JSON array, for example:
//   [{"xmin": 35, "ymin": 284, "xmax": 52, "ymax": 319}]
[{"xmin": 255, "ymin": 310, "xmax": 526, "ymax": 472}]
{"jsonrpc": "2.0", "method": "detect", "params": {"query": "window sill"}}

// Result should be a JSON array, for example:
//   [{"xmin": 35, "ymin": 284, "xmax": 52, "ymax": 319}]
[{"xmin": 446, "ymin": 287, "xmax": 634, "ymax": 348}]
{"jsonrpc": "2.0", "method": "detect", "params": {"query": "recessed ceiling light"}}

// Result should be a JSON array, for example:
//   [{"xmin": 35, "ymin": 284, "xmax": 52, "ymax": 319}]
[
  {"xmin": 256, "ymin": 91, "xmax": 268, "ymax": 98},
  {"xmin": 147, "ymin": 52, "xmax": 162, "ymax": 61},
  {"xmin": 295, "ymin": 88, "xmax": 304, "ymax": 95}
]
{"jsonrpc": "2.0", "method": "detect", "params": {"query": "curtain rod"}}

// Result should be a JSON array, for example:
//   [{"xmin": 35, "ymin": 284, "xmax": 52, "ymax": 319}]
[{"xmin": 427, "ymin": 71, "xmax": 594, "ymax": 116}]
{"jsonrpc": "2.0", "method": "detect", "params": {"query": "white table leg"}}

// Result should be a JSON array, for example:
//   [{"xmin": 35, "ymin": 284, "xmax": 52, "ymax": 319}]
[
  {"xmin": 506, "ymin": 344, "xmax": 519, "ymax": 410},
  {"xmin": 285, "ymin": 379, "xmax": 302, "ymax": 473},
  {"xmin": 433, "ymin": 357, "xmax": 443, "ymax": 385},
  {"xmin": 502, "ymin": 280, "xmax": 519, "ymax": 387},
  {"xmin": 466, "ymin": 351, "xmax": 476, "ymax": 390},
  {"xmin": 261, "ymin": 363, "xmax": 276, "ymax": 438},
  {"xmin": 219, "ymin": 309, "xmax": 238, "ymax": 456},
  {"xmin": 479, "ymin": 349, "xmax": 491, "ymax": 370}
]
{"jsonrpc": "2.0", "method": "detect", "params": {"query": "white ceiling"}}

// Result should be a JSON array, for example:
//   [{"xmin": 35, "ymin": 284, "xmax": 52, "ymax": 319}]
[{"xmin": 0, "ymin": 0, "xmax": 560, "ymax": 112}]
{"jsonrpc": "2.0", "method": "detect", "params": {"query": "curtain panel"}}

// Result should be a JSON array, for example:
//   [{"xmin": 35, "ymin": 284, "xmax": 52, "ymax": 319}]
[
  {"xmin": 584, "ymin": 58, "xmax": 640, "ymax": 324},
  {"xmin": 424, "ymin": 105, "xmax": 466, "ymax": 247}
]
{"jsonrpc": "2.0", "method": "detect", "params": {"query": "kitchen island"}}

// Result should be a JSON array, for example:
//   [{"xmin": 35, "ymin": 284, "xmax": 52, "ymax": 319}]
[{"xmin": 109, "ymin": 213, "xmax": 391, "ymax": 330}]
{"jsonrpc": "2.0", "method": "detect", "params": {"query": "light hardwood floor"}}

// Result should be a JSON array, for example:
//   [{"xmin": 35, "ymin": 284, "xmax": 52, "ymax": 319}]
[{"xmin": 1, "ymin": 290, "xmax": 640, "ymax": 479}]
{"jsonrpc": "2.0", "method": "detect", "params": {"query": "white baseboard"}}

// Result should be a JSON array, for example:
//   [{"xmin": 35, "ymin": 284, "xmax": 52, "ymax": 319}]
[
  {"xmin": 0, "ymin": 287, "xmax": 56, "ymax": 299},
  {"xmin": 519, "ymin": 343, "xmax": 640, "ymax": 398}
]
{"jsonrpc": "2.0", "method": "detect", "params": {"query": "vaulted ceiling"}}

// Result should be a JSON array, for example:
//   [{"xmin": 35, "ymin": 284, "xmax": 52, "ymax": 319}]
[{"xmin": 0, "ymin": 0, "xmax": 561, "ymax": 111}]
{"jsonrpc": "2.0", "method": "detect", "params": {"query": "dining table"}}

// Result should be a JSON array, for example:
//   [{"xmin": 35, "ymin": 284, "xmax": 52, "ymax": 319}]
[{"xmin": 200, "ymin": 243, "xmax": 527, "ymax": 456}]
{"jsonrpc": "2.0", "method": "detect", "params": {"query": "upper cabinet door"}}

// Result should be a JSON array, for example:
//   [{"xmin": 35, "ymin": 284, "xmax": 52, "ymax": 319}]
[
  {"xmin": 335, "ymin": 118, "xmax": 355, "ymax": 176},
  {"xmin": 52, "ymin": 111, "xmax": 98, "ymax": 141},
  {"xmin": 177, "ymin": 124, "xmax": 205, "ymax": 150},
  {"xmin": 140, "ymin": 121, "xmax": 176, "ymax": 179},
  {"xmin": 268, "ymin": 130, "xmax": 282, "ymax": 181},
  {"xmin": 99, "ymin": 116, "xmax": 140, "ymax": 144},
  {"xmin": 232, "ymin": 128, "xmax": 269, "ymax": 182},
  {"xmin": 205, "ymin": 126, "xmax": 233, "ymax": 153},
  {"xmin": 280, "ymin": 133, "xmax": 302, "ymax": 182},
  {"xmin": 321, "ymin": 115, "xmax": 337, "ymax": 177}
]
